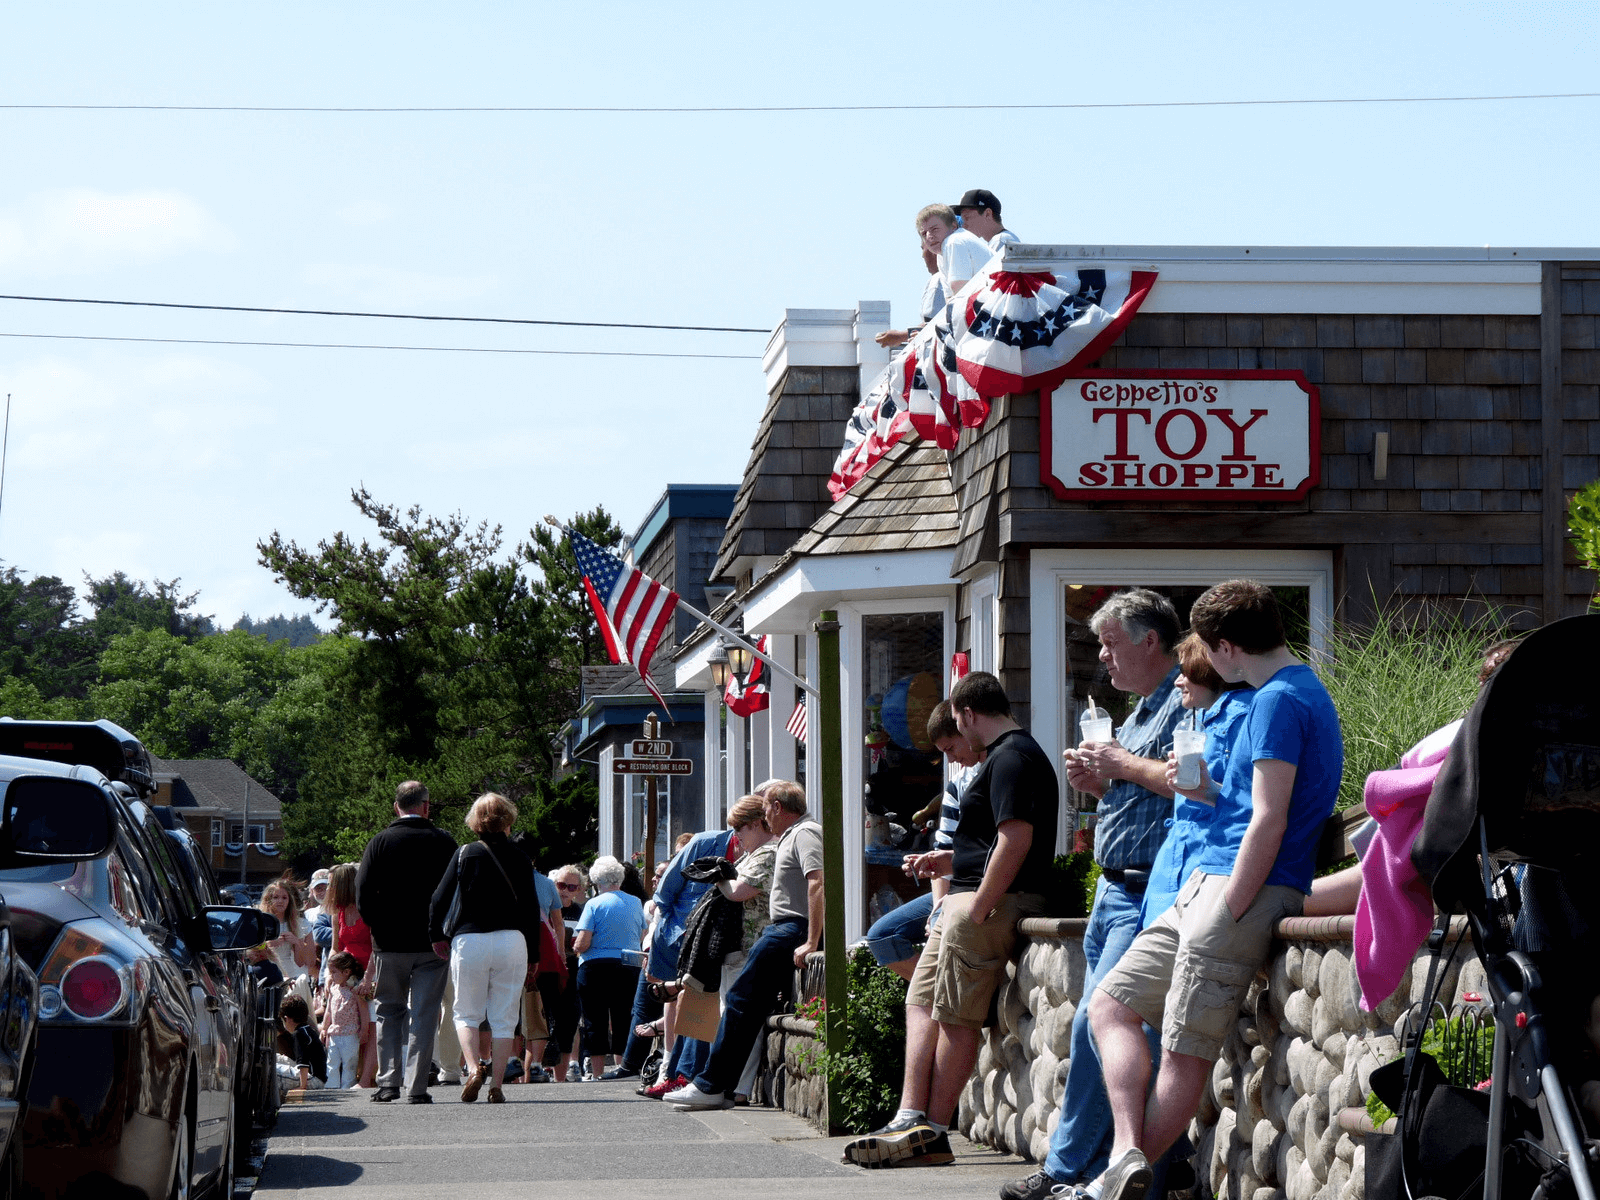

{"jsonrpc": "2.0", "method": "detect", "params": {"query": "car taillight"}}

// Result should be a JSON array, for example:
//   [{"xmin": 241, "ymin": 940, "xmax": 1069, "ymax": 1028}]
[
  {"xmin": 61, "ymin": 958, "xmax": 125, "ymax": 1020},
  {"xmin": 38, "ymin": 924, "xmax": 133, "ymax": 1023}
]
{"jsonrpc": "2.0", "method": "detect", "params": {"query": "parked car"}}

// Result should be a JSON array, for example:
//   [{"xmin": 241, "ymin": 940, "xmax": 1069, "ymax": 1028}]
[
  {"xmin": 0, "ymin": 722, "xmax": 272, "ymax": 1200},
  {"xmin": 0, "ymin": 763, "xmax": 124, "ymax": 1197},
  {"xmin": 155, "ymin": 810, "xmax": 281, "ymax": 1165}
]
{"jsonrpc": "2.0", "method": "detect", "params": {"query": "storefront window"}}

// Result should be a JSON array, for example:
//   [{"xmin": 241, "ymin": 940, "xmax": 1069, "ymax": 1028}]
[{"xmin": 861, "ymin": 612, "xmax": 945, "ymax": 923}]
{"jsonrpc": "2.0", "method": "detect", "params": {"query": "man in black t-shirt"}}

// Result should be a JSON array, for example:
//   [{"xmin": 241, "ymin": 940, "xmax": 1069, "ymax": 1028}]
[{"xmin": 845, "ymin": 671, "xmax": 1057, "ymax": 1170}]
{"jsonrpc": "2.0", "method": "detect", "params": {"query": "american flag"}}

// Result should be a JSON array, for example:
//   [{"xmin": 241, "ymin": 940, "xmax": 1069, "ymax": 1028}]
[
  {"xmin": 725, "ymin": 634, "xmax": 771, "ymax": 718},
  {"xmin": 568, "ymin": 529, "xmax": 679, "ymax": 714},
  {"xmin": 785, "ymin": 699, "xmax": 808, "ymax": 743}
]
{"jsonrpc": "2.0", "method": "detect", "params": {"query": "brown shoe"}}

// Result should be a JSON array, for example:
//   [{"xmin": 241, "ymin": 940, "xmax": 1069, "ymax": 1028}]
[
  {"xmin": 487, "ymin": 1086, "xmax": 505, "ymax": 1104},
  {"xmin": 460, "ymin": 1066, "xmax": 487, "ymax": 1104}
]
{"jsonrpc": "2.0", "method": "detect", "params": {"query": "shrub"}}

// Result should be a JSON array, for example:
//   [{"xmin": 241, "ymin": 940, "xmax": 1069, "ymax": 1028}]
[
  {"xmin": 1316, "ymin": 607, "xmax": 1506, "ymax": 813},
  {"xmin": 813, "ymin": 947, "xmax": 908, "ymax": 1133},
  {"xmin": 1570, "ymin": 479, "xmax": 1600, "ymax": 609}
]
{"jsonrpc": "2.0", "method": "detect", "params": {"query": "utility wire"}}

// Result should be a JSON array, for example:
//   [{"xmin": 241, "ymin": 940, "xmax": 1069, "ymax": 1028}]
[
  {"xmin": 0, "ymin": 293, "xmax": 768, "ymax": 334},
  {"xmin": 0, "ymin": 332, "xmax": 758, "ymax": 359},
  {"xmin": 1, "ymin": 92, "xmax": 1597, "ymax": 113}
]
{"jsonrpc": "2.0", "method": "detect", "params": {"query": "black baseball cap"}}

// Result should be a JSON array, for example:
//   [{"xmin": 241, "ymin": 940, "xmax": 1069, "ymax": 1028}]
[{"xmin": 952, "ymin": 188, "xmax": 1001, "ymax": 217}]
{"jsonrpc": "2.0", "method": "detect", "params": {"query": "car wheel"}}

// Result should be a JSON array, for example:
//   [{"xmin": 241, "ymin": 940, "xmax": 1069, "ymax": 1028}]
[{"xmin": 167, "ymin": 1108, "xmax": 193, "ymax": 1200}]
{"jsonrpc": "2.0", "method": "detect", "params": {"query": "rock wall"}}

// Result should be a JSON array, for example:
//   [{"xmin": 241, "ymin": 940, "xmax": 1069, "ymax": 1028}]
[{"xmin": 959, "ymin": 914, "xmax": 1483, "ymax": 1200}]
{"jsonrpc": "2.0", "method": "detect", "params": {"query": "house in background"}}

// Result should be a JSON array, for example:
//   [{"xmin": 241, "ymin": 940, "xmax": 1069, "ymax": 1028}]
[{"xmin": 150, "ymin": 755, "xmax": 286, "ymax": 889}]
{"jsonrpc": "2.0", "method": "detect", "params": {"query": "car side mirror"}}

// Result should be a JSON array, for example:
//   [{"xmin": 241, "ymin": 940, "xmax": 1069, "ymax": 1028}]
[
  {"xmin": 0, "ymin": 775, "xmax": 118, "ymax": 865},
  {"xmin": 205, "ymin": 906, "xmax": 279, "ymax": 952}
]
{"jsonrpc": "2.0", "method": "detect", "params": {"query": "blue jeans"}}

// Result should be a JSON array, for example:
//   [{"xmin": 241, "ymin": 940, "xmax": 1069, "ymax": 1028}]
[
  {"xmin": 864, "ymin": 893, "xmax": 933, "ymax": 966},
  {"xmin": 670, "ymin": 1035, "xmax": 710, "ymax": 1083},
  {"xmin": 1044, "ymin": 877, "xmax": 1161, "ymax": 1184},
  {"xmin": 619, "ymin": 970, "xmax": 664, "ymax": 1073},
  {"xmin": 692, "ymin": 917, "xmax": 806, "ymax": 1096}
]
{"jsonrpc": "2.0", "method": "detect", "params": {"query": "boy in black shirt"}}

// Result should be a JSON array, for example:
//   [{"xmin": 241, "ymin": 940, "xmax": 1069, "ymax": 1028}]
[
  {"xmin": 278, "ymin": 995, "xmax": 328, "ymax": 1093},
  {"xmin": 845, "ymin": 672, "xmax": 1057, "ymax": 1169}
]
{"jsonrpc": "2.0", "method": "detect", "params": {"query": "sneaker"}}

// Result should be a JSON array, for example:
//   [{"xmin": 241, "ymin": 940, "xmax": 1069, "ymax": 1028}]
[
  {"xmin": 643, "ymin": 1073, "xmax": 687, "ymax": 1099},
  {"xmin": 1100, "ymin": 1149, "xmax": 1152, "ymax": 1200},
  {"xmin": 371, "ymin": 1087, "xmax": 401, "ymax": 1103},
  {"xmin": 526, "ymin": 1064, "xmax": 551, "ymax": 1084},
  {"xmin": 600, "ymin": 1067, "xmax": 640, "ymax": 1081},
  {"xmin": 843, "ymin": 1117, "xmax": 951, "ymax": 1169},
  {"xmin": 1000, "ymin": 1170, "xmax": 1079, "ymax": 1200},
  {"xmin": 440, "ymin": 1073, "xmax": 461, "ymax": 1086},
  {"xmin": 503, "ymin": 1058, "xmax": 525, "ymax": 1083},
  {"xmin": 664, "ymin": 1081, "xmax": 725, "ymax": 1109},
  {"xmin": 565, "ymin": 1062, "xmax": 581, "ymax": 1083}
]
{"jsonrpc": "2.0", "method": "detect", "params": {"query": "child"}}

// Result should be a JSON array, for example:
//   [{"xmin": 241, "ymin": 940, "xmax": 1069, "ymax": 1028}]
[
  {"xmin": 321, "ymin": 951, "xmax": 369, "ymax": 1089},
  {"xmin": 277, "ymin": 994, "xmax": 328, "ymax": 1096}
]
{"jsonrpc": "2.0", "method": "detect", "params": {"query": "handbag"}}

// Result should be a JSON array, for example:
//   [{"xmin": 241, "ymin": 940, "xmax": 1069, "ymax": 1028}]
[
  {"xmin": 537, "ymin": 916, "xmax": 567, "ymax": 986},
  {"xmin": 440, "ymin": 846, "xmax": 467, "ymax": 939}
]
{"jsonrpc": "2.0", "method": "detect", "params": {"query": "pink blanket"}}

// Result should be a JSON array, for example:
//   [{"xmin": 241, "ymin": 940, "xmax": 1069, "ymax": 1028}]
[{"xmin": 1354, "ymin": 721, "xmax": 1462, "ymax": 1010}]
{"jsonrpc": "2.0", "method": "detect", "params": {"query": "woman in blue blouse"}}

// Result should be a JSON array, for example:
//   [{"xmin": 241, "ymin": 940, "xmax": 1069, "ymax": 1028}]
[
  {"xmin": 1141, "ymin": 634, "xmax": 1255, "ymax": 928},
  {"xmin": 573, "ymin": 855, "xmax": 647, "ymax": 1080}
]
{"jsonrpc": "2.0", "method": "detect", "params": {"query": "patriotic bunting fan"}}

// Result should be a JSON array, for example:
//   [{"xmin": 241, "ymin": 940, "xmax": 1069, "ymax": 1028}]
[
  {"xmin": 951, "ymin": 263, "xmax": 1158, "ymax": 398},
  {"xmin": 829, "ymin": 363, "xmax": 913, "ymax": 501},
  {"xmin": 724, "ymin": 635, "xmax": 771, "ymax": 718}
]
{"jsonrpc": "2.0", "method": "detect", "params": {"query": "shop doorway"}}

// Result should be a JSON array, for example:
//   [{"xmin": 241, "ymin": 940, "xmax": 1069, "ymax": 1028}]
[{"xmin": 1030, "ymin": 548, "xmax": 1334, "ymax": 851}]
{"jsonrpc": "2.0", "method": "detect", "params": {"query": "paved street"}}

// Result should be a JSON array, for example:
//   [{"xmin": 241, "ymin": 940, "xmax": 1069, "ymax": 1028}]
[{"xmin": 254, "ymin": 1080, "xmax": 1029, "ymax": 1199}]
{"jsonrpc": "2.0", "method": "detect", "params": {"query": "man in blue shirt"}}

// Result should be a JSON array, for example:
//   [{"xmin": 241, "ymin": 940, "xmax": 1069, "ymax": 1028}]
[
  {"xmin": 1002, "ymin": 590, "xmax": 1184, "ymax": 1200},
  {"xmin": 1086, "ymin": 580, "xmax": 1343, "ymax": 1200}
]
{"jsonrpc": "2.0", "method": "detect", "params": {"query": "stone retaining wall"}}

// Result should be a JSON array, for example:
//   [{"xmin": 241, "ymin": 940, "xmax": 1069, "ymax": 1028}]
[{"xmin": 959, "ymin": 915, "xmax": 1483, "ymax": 1200}]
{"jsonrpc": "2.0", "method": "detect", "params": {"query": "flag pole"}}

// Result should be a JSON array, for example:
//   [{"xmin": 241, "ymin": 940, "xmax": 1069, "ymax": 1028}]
[{"xmin": 545, "ymin": 516, "xmax": 819, "ymax": 698}]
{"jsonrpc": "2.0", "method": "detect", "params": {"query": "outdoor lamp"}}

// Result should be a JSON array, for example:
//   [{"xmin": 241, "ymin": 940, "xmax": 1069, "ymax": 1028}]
[
  {"xmin": 708, "ymin": 645, "xmax": 731, "ymax": 690},
  {"xmin": 727, "ymin": 643, "xmax": 754, "ymax": 686}
]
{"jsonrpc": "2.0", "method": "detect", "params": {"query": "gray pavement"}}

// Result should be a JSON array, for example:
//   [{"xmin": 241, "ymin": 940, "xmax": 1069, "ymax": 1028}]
[{"xmin": 254, "ymin": 1079, "xmax": 1032, "ymax": 1199}]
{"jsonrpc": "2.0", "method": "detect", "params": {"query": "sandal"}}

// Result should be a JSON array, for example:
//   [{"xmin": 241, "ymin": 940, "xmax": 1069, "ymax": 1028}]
[
  {"xmin": 635, "ymin": 1018, "xmax": 666, "ymax": 1038},
  {"xmin": 646, "ymin": 980, "xmax": 684, "ymax": 1002}
]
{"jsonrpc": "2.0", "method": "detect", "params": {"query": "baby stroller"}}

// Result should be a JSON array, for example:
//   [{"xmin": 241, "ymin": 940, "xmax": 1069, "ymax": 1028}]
[{"xmin": 1402, "ymin": 613, "xmax": 1600, "ymax": 1200}]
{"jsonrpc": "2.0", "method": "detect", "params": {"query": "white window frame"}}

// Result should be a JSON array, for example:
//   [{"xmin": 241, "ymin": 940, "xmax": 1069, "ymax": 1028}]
[
  {"xmin": 967, "ymin": 568, "xmax": 999, "ymax": 676},
  {"xmin": 837, "ymin": 594, "xmax": 956, "ymax": 943},
  {"xmin": 211, "ymin": 819, "xmax": 223, "ymax": 848},
  {"xmin": 1029, "ymin": 547, "xmax": 1334, "ymax": 852}
]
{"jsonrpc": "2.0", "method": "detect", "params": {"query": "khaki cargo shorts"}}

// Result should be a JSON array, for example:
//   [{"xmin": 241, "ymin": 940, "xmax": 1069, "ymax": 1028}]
[
  {"xmin": 906, "ymin": 890, "xmax": 1044, "ymax": 1030},
  {"xmin": 1098, "ymin": 870, "xmax": 1302, "ymax": 1061}
]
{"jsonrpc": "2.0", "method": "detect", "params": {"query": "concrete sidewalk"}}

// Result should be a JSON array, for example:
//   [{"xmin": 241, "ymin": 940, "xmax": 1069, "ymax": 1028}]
[{"xmin": 254, "ymin": 1079, "xmax": 1030, "ymax": 1199}]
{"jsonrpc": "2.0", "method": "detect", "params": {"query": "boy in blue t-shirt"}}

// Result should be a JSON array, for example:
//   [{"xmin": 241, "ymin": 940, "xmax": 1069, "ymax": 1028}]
[{"xmin": 1085, "ymin": 580, "xmax": 1343, "ymax": 1200}]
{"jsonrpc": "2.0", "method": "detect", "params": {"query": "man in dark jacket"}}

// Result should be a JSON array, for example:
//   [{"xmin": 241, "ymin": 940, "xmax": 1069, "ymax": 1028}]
[{"xmin": 356, "ymin": 780, "xmax": 457, "ymax": 1103}]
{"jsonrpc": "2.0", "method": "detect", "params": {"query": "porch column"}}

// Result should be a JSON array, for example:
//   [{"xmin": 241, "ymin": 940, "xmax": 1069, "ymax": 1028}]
[
  {"xmin": 702, "ymin": 690, "xmax": 723, "ymax": 831},
  {"xmin": 726, "ymin": 710, "xmax": 746, "ymax": 815},
  {"xmin": 768, "ymin": 635, "xmax": 798, "ymax": 782}
]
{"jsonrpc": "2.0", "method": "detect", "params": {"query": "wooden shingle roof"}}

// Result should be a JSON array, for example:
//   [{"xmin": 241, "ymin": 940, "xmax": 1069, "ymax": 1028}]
[
  {"xmin": 784, "ymin": 435, "xmax": 959, "ymax": 558},
  {"xmin": 711, "ymin": 365, "xmax": 861, "ymax": 582}
]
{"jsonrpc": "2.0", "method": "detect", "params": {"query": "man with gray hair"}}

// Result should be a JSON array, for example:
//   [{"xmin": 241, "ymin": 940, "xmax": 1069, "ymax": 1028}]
[
  {"xmin": 666, "ymin": 779, "xmax": 822, "ymax": 1110},
  {"xmin": 1002, "ymin": 589, "xmax": 1185, "ymax": 1199}
]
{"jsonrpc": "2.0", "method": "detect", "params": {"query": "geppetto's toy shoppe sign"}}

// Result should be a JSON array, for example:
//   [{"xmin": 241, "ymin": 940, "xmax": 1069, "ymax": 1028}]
[{"xmin": 1041, "ymin": 370, "xmax": 1320, "ymax": 501}]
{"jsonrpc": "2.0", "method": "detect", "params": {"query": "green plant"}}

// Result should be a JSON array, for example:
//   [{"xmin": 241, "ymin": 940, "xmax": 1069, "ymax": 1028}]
[
  {"xmin": 1365, "ymin": 1013, "xmax": 1496, "ymax": 1126},
  {"xmin": 809, "ymin": 947, "xmax": 909, "ymax": 1133},
  {"xmin": 1042, "ymin": 852, "xmax": 1101, "ymax": 918},
  {"xmin": 1317, "ymin": 607, "xmax": 1507, "ymax": 813},
  {"xmin": 1570, "ymin": 480, "xmax": 1600, "ymax": 609}
]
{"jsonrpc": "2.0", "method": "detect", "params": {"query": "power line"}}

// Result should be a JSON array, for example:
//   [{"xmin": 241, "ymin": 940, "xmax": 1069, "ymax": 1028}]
[
  {"xmin": 0, "ymin": 91, "xmax": 1596, "ymax": 113},
  {"xmin": 0, "ymin": 293, "xmax": 768, "ymax": 334},
  {"xmin": 0, "ymin": 331, "xmax": 759, "ymax": 360}
]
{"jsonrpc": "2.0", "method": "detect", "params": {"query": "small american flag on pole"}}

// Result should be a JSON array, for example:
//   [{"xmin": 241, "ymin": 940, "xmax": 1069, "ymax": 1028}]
[
  {"xmin": 785, "ymin": 699, "xmax": 808, "ymax": 743},
  {"xmin": 568, "ymin": 529, "xmax": 679, "ymax": 715}
]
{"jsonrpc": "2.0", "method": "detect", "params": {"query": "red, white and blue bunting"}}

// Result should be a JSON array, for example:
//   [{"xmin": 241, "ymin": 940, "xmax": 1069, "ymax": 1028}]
[{"xmin": 826, "ymin": 263, "xmax": 1157, "ymax": 499}]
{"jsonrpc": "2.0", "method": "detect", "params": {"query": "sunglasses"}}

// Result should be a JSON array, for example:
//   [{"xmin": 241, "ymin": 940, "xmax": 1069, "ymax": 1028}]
[{"xmin": 557, "ymin": 882, "xmax": 581, "ymax": 891}]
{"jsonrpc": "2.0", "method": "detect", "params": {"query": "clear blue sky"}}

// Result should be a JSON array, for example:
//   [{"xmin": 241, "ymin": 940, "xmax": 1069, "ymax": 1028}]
[{"xmin": 0, "ymin": 2, "xmax": 1595, "ymax": 625}]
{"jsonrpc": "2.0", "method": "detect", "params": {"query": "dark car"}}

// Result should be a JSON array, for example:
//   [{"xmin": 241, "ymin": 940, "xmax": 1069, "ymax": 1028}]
[
  {"xmin": 0, "ymin": 736, "xmax": 273, "ymax": 1200},
  {"xmin": 155, "ymin": 812, "xmax": 281, "ymax": 1165},
  {"xmin": 0, "ymin": 764, "xmax": 124, "ymax": 1196}
]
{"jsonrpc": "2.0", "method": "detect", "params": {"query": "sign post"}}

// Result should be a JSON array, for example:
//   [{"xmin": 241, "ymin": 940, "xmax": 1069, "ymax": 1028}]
[{"xmin": 643, "ymin": 714, "xmax": 659, "ymax": 885}]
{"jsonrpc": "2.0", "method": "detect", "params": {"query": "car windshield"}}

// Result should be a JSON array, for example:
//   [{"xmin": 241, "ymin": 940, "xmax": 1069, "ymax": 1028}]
[{"xmin": 0, "ymin": 864, "xmax": 76, "ymax": 883}]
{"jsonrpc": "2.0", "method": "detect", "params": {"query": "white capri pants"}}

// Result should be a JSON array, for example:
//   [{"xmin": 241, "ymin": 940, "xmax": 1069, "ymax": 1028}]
[{"xmin": 450, "ymin": 929, "xmax": 528, "ymax": 1040}]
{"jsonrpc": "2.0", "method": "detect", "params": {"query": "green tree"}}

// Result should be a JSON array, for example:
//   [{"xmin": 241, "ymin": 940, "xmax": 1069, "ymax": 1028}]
[
  {"xmin": 232, "ymin": 612, "xmax": 325, "ymax": 648},
  {"xmin": 1569, "ymin": 479, "xmax": 1600, "ymax": 609},
  {"xmin": 84, "ymin": 571, "xmax": 217, "ymax": 641},
  {"xmin": 0, "ymin": 567, "xmax": 97, "ymax": 701}
]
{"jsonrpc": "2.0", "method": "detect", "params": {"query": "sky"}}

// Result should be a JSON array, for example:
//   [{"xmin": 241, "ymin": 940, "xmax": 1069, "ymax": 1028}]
[{"xmin": 0, "ymin": 1, "xmax": 1596, "ymax": 628}]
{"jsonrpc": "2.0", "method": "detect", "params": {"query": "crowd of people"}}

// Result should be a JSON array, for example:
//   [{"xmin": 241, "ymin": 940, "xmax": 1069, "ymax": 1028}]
[{"xmin": 256, "ymin": 569, "xmax": 1515, "ymax": 1200}]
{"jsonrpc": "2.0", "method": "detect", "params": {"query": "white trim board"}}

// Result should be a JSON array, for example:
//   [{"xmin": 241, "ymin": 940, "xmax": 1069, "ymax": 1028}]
[{"xmin": 1027, "ymin": 548, "xmax": 1334, "ymax": 851}]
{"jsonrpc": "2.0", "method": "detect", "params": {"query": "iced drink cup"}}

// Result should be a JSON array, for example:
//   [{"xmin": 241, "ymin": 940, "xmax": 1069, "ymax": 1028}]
[
  {"xmin": 1080, "ymin": 708, "xmax": 1114, "ymax": 744},
  {"xmin": 1173, "ymin": 728, "xmax": 1207, "ymax": 792}
]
